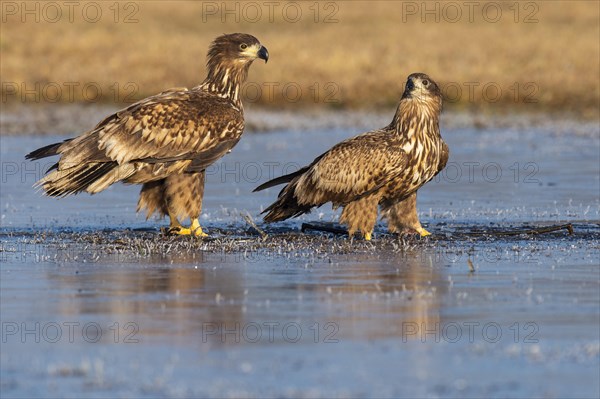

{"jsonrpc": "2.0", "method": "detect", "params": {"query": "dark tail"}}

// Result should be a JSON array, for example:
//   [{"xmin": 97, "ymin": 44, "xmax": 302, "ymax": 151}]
[
  {"xmin": 27, "ymin": 135, "xmax": 131, "ymax": 197},
  {"xmin": 262, "ymin": 180, "xmax": 314, "ymax": 222},
  {"xmin": 25, "ymin": 139, "xmax": 72, "ymax": 160},
  {"xmin": 253, "ymin": 167, "xmax": 309, "ymax": 192},
  {"xmin": 40, "ymin": 161, "xmax": 120, "ymax": 197}
]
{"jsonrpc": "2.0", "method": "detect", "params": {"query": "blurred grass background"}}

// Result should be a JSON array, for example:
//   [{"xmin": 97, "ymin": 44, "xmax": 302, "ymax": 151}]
[{"xmin": 1, "ymin": 1, "xmax": 599, "ymax": 117}]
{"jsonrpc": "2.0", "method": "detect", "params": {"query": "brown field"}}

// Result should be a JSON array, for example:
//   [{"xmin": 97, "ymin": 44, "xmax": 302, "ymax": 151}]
[{"xmin": 1, "ymin": 1, "xmax": 599, "ymax": 117}]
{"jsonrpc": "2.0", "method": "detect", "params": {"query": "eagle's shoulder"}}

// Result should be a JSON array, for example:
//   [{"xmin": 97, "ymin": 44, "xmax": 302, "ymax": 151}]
[{"xmin": 120, "ymin": 87, "xmax": 241, "ymax": 124}]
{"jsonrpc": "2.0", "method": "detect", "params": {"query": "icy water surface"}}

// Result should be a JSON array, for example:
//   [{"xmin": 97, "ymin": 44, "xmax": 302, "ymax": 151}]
[{"xmin": 1, "ymin": 116, "xmax": 599, "ymax": 398}]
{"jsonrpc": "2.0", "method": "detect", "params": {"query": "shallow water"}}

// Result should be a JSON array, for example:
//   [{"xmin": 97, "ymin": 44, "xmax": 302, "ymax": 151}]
[{"xmin": 1, "ymin": 117, "xmax": 599, "ymax": 398}]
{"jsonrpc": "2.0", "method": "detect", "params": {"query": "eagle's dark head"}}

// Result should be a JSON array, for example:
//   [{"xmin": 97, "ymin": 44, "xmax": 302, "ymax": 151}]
[{"xmin": 207, "ymin": 33, "xmax": 269, "ymax": 67}]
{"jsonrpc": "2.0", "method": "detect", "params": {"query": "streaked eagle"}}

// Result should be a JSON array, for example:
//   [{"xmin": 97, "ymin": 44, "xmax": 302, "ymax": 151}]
[
  {"xmin": 26, "ymin": 33, "xmax": 269, "ymax": 236},
  {"xmin": 254, "ymin": 73, "xmax": 449, "ymax": 240}
]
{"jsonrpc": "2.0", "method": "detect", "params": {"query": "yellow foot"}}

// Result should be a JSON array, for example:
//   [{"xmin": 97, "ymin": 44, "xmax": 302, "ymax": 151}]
[
  {"xmin": 168, "ymin": 226, "xmax": 208, "ymax": 237},
  {"xmin": 168, "ymin": 219, "xmax": 208, "ymax": 238},
  {"xmin": 364, "ymin": 231, "xmax": 372, "ymax": 241},
  {"xmin": 167, "ymin": 226, "xmax": 208, "ymax": 237},
  {"xmin": 417, "ymin": 228, "xmax": 431, "ymax": 237},
  {"xmin": 168, "ymin": 226, "xmax": 191, "ymax": 236}
]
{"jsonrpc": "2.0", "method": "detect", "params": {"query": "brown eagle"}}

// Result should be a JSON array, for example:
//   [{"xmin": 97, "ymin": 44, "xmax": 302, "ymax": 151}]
[
  {"xmin": 254, "ymin": 73, "xmax": 448, "ymax": 240},
  {"xmin": 26, "ymin": 33, "xmax": 268, "ymax": 236}
]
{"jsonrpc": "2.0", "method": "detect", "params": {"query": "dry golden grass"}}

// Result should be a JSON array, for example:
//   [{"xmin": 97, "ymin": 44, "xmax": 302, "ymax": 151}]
[{"xmin": 1, "ymin": 1, "xmax": 598, "ymax": 116}]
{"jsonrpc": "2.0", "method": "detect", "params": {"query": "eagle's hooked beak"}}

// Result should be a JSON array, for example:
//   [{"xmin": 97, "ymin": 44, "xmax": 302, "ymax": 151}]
[
  {"xmin": 403, "ymin": 78, "xmax": 415, "ymax": 98},
  {"xmin": 257, "ymin": 46, "xmax": 269, "ymax": 63}
]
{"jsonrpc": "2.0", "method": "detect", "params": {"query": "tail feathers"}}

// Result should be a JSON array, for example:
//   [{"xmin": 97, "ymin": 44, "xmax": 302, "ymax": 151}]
[
  {"xmin": 262, "ymin": 182, "xmax": 314, "ymax": 222},
  {"xmin": 87, "ymin": 164, "xmax": 136, "ymax": 194},
  {"xmin": 37, "ymin": 161, "xmax": 130, "ymax": 197},
  {"xmin": 253, "ymin": 167, "xmax": 309, "ymax": 192},
  {"xmin": 26, "ymin": 139, "xmax": 71, "ymax": 160}
]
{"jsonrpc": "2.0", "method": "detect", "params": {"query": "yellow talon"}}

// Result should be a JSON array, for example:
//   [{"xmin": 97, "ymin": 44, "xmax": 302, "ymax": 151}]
[
  {"xmin": 192, "ymin": 226, "xmax": 208, "ymax": 237},
  {"xmin": 190, "ymin": 219, "xmax": 208, "ymax": 237},
  {"xmin": 418, "ymin": 228, "xmax": 431, "ymax": 237},
  {"xmin": 364, "ymin": 231, "xmax": 372, "ymax": 241}
]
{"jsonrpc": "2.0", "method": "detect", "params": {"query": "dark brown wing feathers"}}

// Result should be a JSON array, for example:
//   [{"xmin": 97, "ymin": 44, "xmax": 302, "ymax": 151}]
[
  {"xmin": 27, "ymin": 88, "xmax": 243, "ymax": 197},
  {"xmin": 260, "ymin": 131, "xmax": 408, "ymax": 222}
]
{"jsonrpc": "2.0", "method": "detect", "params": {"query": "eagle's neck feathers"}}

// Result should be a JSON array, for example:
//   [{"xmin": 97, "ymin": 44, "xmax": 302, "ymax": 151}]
[
  {"xmin": 197, "ymin": 56, "xmax": 252, "ymax": 106},
  {"xmin": 390, "ymin": 96, "xmax": 442, "ymax": 143}
]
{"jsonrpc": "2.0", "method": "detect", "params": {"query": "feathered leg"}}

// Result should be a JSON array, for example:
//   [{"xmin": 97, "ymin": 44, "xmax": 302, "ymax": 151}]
[
  {"xmin": 382, "ymin": 192, "xmax": 430, "ymax": 237},
  {"xmin": 164, "ymin": 172, "xmax": 207, "ymax": 237},
  {"xmin": 138, "ymin": 179, "xmax": 184, "ymax": 230},
  {"xmin": 339, "ymin": 195, "xmax": 379, "ymax": 240},
  {"xmin": 137, "ymin": 179, "xmax": 168, "ymax": 219}
]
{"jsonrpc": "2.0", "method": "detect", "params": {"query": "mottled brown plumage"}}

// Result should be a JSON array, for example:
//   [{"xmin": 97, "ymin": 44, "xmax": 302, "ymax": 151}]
[
  {"xmin": 26, "ymin": 33, "xmax": 268, "ymax": 236},
  {"xmin": 255, "ymin": 73, "xmax": 449, "ymax": 239}
]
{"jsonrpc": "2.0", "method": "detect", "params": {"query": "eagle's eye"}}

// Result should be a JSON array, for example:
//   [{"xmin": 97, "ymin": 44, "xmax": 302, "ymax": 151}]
[
  {"xmin": 422, "ymin": 79, "xmax": 429, "ymax": 87},
  {"xmin": 240, "ymin": 43, "xmax": 248, "ymax": 50}
]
